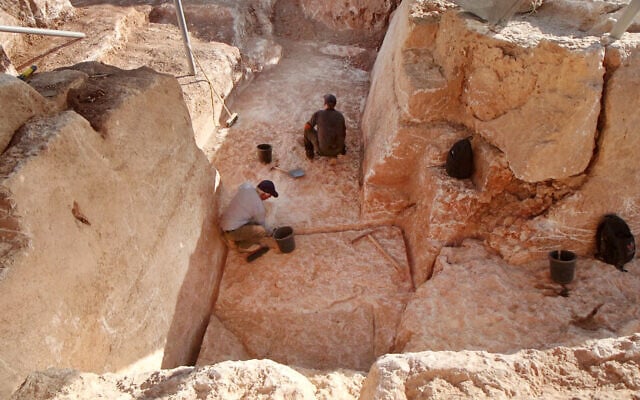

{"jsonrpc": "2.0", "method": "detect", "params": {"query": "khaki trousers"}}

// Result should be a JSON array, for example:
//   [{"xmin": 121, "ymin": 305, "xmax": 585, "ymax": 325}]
[{"xmin": 223, "ymin": 224, "xmax": 275, "ymax": 251}]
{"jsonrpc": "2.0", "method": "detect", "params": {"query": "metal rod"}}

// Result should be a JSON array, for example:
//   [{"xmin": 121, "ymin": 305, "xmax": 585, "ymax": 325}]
[
  {"xmin": 0, "ymin": 25, "xmax": 85, "ymax": 38},
  {"xmin": 610, "ymin": 0, "xmax": 640, "ymax": 40},
  {"xmin": 173, "ymin": 0, "xmax": 196, "ymax": 76}
]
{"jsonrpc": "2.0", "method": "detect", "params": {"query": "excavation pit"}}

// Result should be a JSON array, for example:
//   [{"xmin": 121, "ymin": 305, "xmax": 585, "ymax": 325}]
[{"xmin": 198, "ymin": 227, "xmax": 412, "ymax": 370}]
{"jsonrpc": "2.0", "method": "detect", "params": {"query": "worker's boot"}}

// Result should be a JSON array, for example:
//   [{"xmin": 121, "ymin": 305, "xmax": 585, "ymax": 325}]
[
  {"xmin": 305, "ymin": 144, "xmax": 315, "ymax": 160},
  {"xmin": 247, "ymin": 246, "xmax": 270, "ymax": 262},
  {"xmin": 304, "ymin": 139, "xmax": 315, "ymax": 160}
]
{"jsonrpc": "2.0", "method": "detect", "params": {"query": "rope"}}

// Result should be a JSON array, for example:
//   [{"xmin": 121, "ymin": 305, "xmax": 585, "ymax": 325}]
[{"xmin": 192, "ymin": 52, "xmax": 233, "ymax": 128}]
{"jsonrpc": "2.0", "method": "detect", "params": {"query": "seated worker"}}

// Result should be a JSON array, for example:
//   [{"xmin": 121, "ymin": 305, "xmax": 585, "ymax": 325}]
[
  {"xmin": 303, "ymin": 94, "xmax": 346, "ymax": 159},
  {"xmin": 220, "ymin": 180, "xmax": 278, "ymax": 253}
]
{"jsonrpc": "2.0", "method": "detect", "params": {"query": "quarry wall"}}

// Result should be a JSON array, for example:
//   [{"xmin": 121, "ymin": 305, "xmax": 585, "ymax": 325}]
[
  {"xmin": 362, "ymin": 0, "xmax": 640, "ymax": 284},
  {"xmin": 2, "ymin": 0, "xmax": 640, "ymax": 398},
  {"xmin": 0, "ymin": 63, "xmax": 226, "ymax": 397}
]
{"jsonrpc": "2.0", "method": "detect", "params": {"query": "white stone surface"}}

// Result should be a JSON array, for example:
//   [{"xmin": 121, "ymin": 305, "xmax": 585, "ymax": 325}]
[
  {"xmin": 12, "ymin": 334, "xmax": 640, "ymax": 399},
  {"xmin": 208, "ymin": 227, "xmax": 413, "ymax": 371},
  {"xmin": 0, "ymin": 74, "xmax": 51, "ymax": 152},
  {"xmin": 396, "ymin": 240, "xmax": 640, "ymax": 354},
  {"xmin": 361, "ymin": 334, "xmax": 640, "ymax": 399},
  {"xmin": 0, "ymin": 64, "xmax": 226, "ymax": 398}
]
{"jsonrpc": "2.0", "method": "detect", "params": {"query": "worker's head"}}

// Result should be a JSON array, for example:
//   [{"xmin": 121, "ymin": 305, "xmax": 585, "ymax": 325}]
[
  {"xmin": 324, "ymin": 94, "xmax": 337, "ymax": 109},
  {"xmin": 257, "ymin": 180, "xmax": 279, "ymax": 200}
]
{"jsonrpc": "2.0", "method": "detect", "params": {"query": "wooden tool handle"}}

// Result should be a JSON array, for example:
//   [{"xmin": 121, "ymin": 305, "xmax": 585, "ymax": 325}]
[{"xmin": 366, "ymin": 234, "xmax": 403, "ymax": 273}]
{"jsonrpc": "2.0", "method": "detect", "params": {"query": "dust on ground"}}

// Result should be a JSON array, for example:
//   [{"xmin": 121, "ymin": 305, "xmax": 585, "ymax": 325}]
[{"xmin": 205, "ymin": 38, "xmax": 373, "ymax": 232}]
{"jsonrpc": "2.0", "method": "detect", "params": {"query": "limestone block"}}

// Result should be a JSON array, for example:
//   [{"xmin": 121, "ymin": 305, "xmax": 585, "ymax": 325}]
[
  {"xmin": 214, "ymin": 227, "xmax": 412, "ymax": 371},
  {"xmin": 149, "ymin": 0, "xmax": 282, "ymax": 74},
  {"xmin": 12, "ymin": 334, "xmax": 640, "ymax": 399},
  {"xmin": 0, "ymin": 10, "xmax": 21, "ymax": 55},
  {"xmin": 0, "ymin": 74, "xmax": 50, "ymax": 153},
  {"xmin": 0, "ymin": 45, "xmax": 15, "ymax": 74},
  {"xmin": 397, "ymin": 138, "xmax": 522, "ymax": 285},
  {"xmin": 454, "ymin": 0, "xmax": 529, "ymax": 24},
  {"xmin": 467, "ymin": 38, "xmax": 604, "ymax": 182},
  {"xmin": 430, "ymin": 12, "xmax": 605, "ymax": 182},
  {"xmin": 395, "ymin": 240, "xmax": 640, "ymax": 355},
  {"xmin": 12, "ymin": 361, "xmax": 320, "ymax": 399},
  {"xmin": 549, "ymin": 40, "xmax": 640, "ymax": 245},
  {"xmin": 150, "ymin": 3, "xmax": 237, "ymax": 44},
  {"xmin": 364, "ymin": 0, "xmax": 606, "ymax": 187},
  {"xmin": 532, "ymin": 0, "xmax": 628, "ymax": 34},
  {"xmin": 28, "ymin": 69, "xmax": 88, "ymax": 111},
  {"xmin": 489, "ymin": 40, "xmax": 640, "ymax": 263},
  {"xmin": 1, "ymin": 0, "xmax": 74, "ymax": 26},
  {"xmin": 361, "ymin": 0, "xmax": 627, "ymax": 284},
  {"xmin": 470, "ymin": 138, "xmax": 512, "ymax": 193},
  {"xmin": 197, "ymin": 315, "xmax": 250, "ymax": 366},
  {"xmin": 297, "ymin": 367, "xmax": 366, "ymax": 400},
  {"xmin": 87, "ymin": 8, "xmax": 242, "ymax": 149},
  {"xmin": 299, "ymin": 0, "xmax": 399, "ymax": 37},
  {"xmin": 360, "ymin": 334, "xmax": 640, "ymax": 399},
  {"xmin": 30, "ymin": 0, "xmax": 74, "ymax": 23},
  {"xmin": 361, "ymin": 0, "xmax": 468, "ymax": 202},
  {"xmin": 0, "ymin": 63, "xmax": 224, "ymax": 398},
  {"xmin": 362, "ymin": 123, "xmax": 466, "ymax": 219},
  {"xmin": 395, "ymin": 47, "xmax": 460, "ymax": 123},
  {"xmin": 362, "ymin": 0, "xmax": 450, "ymax": 128},
  {"xmin": 398, "ymin": 168, "xmax": 478, "ymax": 285}
]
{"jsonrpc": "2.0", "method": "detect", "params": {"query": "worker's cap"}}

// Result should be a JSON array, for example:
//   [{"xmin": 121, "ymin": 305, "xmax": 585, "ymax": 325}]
[
  {"xmin": 257, "ymin": 180, "xmax": 279, "ymax": 198},
  {"xmin": 324, "ymin": 94, "xmax": 337, "ymax": 107}
]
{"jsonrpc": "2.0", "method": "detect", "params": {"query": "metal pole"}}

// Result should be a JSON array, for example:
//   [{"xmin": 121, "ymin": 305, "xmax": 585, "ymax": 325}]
[
  {"xmin": 173, "ymin": 0, "xmax": 196, "ymax": 76},
  {"xmin": 610, "ymin": 0, "xmax": 640, "ymax": 40},
  {"xmin": 0, "ymin": 25, "xmax": 85, "ymax": 38}
]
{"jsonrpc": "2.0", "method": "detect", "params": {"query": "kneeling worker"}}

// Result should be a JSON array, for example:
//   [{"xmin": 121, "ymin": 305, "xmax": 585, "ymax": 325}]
[
  {"xmin": 220, "ymin": 180, "xmax": 279, "ymax": 253},
  {"xmin": 303, "ymin": 94, "xmax": 346, "ymax": 159}
]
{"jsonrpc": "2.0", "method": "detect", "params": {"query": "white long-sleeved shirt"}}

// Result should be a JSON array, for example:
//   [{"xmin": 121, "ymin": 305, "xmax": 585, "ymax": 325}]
[{"xmin": 220, "ymin": 182, "xmax": 266, "ymax": 231}]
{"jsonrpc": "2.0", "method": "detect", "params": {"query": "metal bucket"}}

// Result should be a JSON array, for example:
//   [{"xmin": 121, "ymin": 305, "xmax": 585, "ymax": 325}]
[
  {"xmin": 273, "ymin": 226, "xmax": 295, "ymax": 253},
  {"xmin": 257, "ymin": 143, "xmax": 272, "ymax": 164},
  {"xmin": 549, "ymin": 250, "xmax": 576, "ymax": 284}
]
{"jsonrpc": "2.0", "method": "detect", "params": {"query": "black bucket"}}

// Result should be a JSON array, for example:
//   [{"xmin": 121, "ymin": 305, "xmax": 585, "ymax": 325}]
[
  {"xmin": 548, "ymin": 250, "xmax": 576, "ymax": 284},
  {"xmin": 257, "ymin": 143, "xmax": 272, "ymax": 164},
  {"xmin": 273, "ymin": 226, "xmax": 295, "ymax": 253}
]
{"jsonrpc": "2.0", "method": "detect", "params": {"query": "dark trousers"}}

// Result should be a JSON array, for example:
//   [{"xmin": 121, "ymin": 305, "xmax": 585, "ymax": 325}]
[
  {"xmin": 304, "ymin": 127, "xmax": 319, "ymax": 155},
  {"xmin": 303, "ymin": 127, "xmax": 345, "ymax": 157}
]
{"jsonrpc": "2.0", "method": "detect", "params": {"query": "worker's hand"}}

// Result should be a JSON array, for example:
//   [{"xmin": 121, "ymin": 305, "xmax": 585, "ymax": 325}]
[{"xmin": 304, "ymin": 122, "xmax": 312, "ymax": 131}]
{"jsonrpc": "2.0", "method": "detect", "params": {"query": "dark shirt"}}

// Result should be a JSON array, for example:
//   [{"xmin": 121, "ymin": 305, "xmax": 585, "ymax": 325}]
[{"xmin": 308, "ymin": 108, "xmax": 346, "ymax": 156}]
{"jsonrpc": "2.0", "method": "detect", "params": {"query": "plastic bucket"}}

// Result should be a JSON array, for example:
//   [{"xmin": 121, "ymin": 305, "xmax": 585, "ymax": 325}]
[
  {"xmin": 273, "ymin": 226, "xmax": 295, "ymax": 253},
  {"xmin": 548, "ymin": 250, "xmax": 576, "ymax": 284},
  {"xmin": 257, "ymin": 144, "xmax": 272, "ymax": 164}
]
